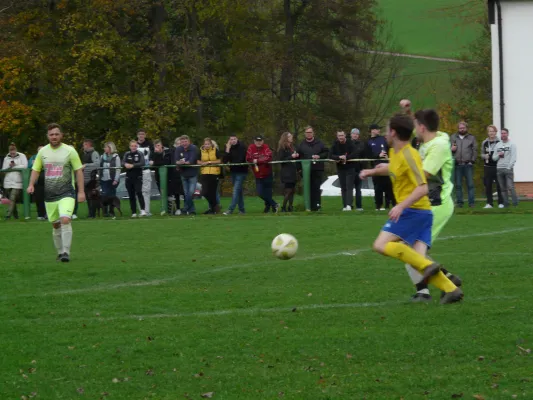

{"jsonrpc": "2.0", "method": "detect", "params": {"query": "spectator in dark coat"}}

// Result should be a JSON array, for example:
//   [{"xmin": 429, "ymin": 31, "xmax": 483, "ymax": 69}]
[
  {"xmin": 152, "ymin": 139, "xmax": 181, "ymax": 215},
  {"xmin": 297, "ymin": 126, "xmax": 329, "ymax": 211},
  {"xmin": 277, "ymin": 132, "xmax": 299, "ymax": 212},
  {"xmin": 366, "ymin": 123, "xmax": 396, "ymax": 210},
  {"xmin": 330, "ymin": 131, "xmax": 357, "ymax": 211},
  {"xmin": 222, "ymin": 135, "xmax": 248, "ymax": 215},
  {"xmin": 350, "ymin": 128, "xmax": 367, "ymax": 210}
]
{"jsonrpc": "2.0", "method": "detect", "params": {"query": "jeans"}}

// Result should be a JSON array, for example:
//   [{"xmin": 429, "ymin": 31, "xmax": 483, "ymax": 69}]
[
  {"xmin": 484, "ymin": 165, "xmax": 503, "ymax": 206},
  {"xmin": 454, "ymin": 164, "xmax": 475, "ymax": 206},
  {"xmin": 100, "ymin": 180, "xmax": 117, "ymax": 198},
  {"xmin": 216, "ymin": 178, "xmax": 221, "ymax": 205},
  {"xmin": 181, "ymin": 175, "xmax": 198, "ymax": 213},
  {"xmin": 256, "ymin": 174, "xmax": 277, "ymax": 209},
  {"xmin": 5, "ymin": 188, "xmax": 20, "ymax": 218},
  {"xmin": 337, "ymin": 169, "xmax": 354, "ymax": 208},
  {"xmin": 353, "ymin": 173, "xmax": 363, "ymax": 209},
  {"xmin": 228, "ymin": 172, "xmax": 247, "ymax": 212},
  {"xmin": 201, "ymin": 174, "xmax": 219, "ymax": 211},
  {"xmin": 372, "ymin": 176, "xmax": 395, "ymax": 209},
  {"xmin": 497, "ymin": 168, "xmax": 518, "ymax": 207},
  {"xmin": 142, "ymin": 169, "xmax": 151, "ymax": 213},
  {"xmin": 126, "ymin": 176, "xmax": 145, "ymax": 214}
]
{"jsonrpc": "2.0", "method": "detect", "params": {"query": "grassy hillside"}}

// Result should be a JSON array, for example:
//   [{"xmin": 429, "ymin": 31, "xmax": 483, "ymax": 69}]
[
  {"xmin": 374, "ymin": 0, "xmax": 485, "ymax": 115},
  {"xmin": 377, "ymin": 0, "xmax": 484, "ymax": 58},
  {"xmin": 399, "ymin": 57, "xmax": 470, "ymax": 109}
]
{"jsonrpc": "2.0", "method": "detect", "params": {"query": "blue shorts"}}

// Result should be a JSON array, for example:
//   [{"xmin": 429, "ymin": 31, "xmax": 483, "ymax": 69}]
[{"xmin": 381, "ymin": 208, "xmax": 433, "ymax": 247}]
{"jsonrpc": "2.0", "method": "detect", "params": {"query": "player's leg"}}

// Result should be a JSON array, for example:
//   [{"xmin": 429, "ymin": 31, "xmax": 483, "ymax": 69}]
[
  {"xmin": 57, "ymin": 197, "xmax": 76, "ymax": 262},
  {"xmin": 373, "ymin": 231, "xmax": 436, "ymax": 275},
  {"xmin": 407, "ymin": 200, "xmax": 461, "ymax": 301},
  {"xmin": 45, "ymin": 201, "xmax": 63, "ymax": 260},
  {"xmin": 412, "ymin": 240, "xmax": 462, "ymax": 304}
]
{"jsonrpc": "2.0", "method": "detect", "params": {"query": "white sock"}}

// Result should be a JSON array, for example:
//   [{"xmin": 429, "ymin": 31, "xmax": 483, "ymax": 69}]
[
  {"xmin": 61, "ymin": 223, "xmax": 73, "ymax": 255},
  {"xmin": 405, "ymin": 263, "xmax": 423, "ymax": 285},
  {"xmin": 53, "ymin": 227, "xmax": 63, "ymax": 255}
]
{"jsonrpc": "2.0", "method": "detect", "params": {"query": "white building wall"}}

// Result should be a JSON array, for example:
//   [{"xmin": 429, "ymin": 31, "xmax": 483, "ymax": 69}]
[{"xmin": 492, "ymin": 1, "xmax": 533, "ymax": 182}]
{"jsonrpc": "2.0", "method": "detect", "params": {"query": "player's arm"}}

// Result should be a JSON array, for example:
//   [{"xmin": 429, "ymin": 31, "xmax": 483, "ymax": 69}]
[
  {"xmin": 360, "ymin": 162, "xmax": 389, "ymax": 179},
  {"xmin": 27, "ymin": 152, "xmax": 43, "ymax": 194},
  {"xmin": 422, "ymin": 142, "xmax": 447, "ymax": 178},
  {"xmin": 69, "ymin": 149, "xmax": 85, "ymax": 202}
]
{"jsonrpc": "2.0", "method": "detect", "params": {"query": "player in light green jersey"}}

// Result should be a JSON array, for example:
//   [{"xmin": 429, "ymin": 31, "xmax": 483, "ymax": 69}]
[
  {"xmin": 27, "ymin": 123, "xmax": 85, "ymax": 262},
  {"xmin": 406, "ymin": 109, "xmax": 463, "ymax": 302}
]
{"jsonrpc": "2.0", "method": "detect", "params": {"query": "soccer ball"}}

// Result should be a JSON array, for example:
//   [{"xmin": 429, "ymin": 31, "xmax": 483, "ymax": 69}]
[{"xmin": 271, "ymin": 233, "xmax": 298, "ymax": 260}]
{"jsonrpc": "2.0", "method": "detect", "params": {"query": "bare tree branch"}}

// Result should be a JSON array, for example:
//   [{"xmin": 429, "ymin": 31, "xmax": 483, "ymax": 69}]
[{"xmin": 0, "ymin": 1, "xmax": 14, "ymax": 14}]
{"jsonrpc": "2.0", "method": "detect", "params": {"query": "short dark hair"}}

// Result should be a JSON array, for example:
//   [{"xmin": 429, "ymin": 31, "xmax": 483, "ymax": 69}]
[
  {"xmin": 389, "ymin": 114, "xmax": 414, "ymax": 141},
  {"xmin": 502, "ymin": 128, "xmax": 509, "ymax": 134},
  {"xmin": 414, "ymin": 109, "xmax": 439, "ymax": 132},
  {"xmin": 137, "ymin": 129, "xmax": 146, "ymax": 135},
  {"xmin": 83, "ymin": 139, "xmax": 93, "ymax": 145},
  {"xmin": 47, "ymin": 123, "xmax": 62, "ymax": 132}
]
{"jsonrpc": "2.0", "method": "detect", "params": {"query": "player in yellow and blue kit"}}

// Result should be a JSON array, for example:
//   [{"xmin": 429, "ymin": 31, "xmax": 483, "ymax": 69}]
[
  {"xmin": 360, "ymin": 114, "xmax": 463, "ymax": 304},
  {"xmin": 27, "ymin": 123, "xmax": 85, "ymax": 262}
]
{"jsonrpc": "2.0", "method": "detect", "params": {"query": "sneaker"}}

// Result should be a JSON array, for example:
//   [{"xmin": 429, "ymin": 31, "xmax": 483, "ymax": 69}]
[
  {"xmin": 146, "ymin": 212, "xmax": 152, "ymax": 217},
  {"xmin": 274, "ymin": 204, "xmax": 280, "ymax": 213},
  {"xmin": 131, "ymin": 213, "xmax": 137, "ymax": 218},
  {"xmin": 60, "ymin": 253, "xmax": 70, "ymax": 263},
  {"xmin": 174, "ymin": 209, "xmax": 182, "ymax": 216},
  {"xmin": 343, "ymin": 205, "xmax": 352, "ymax": 211},
  {"xmin": 37, "ymin": 217, "xmax": 46, "ymax": 221},
  {"xmin": 440, "ymin": 288, "xmax": 464, "ymax": 305},
  {"xmin": 140, "ymin": 210, "xmax": 147, "ymax": 217},
  {"xmin": 411, "ymin": 292, "xmax": 432, "ymax": 303},
  {"xmin": 72, "ymin": 214, "xmax": 78, "ymax": 220},
  {"xmin": 56, "ymin": 254, "xmax": 62, "ymax": 262},
  {"xmin": 498, "ymin": 204, "xmax": 504, "ymax": 209},
  {"xmin": 263, "ymin": 205, "xmax": 271, "ymax": 213},
  {"xmin": 421, "ymin": 263, "xmax": 441, "ymax": 284},
  {"xmin": 483, "ymin": 204, "xmax": 492, "ymax": 209},
  {"xmin": 238, "ymin": 211, "xmax": 246, "ymax": 215},
  {"xmin": 356, "ymin": 208, "xmax": 364, "ymax": 211},
  {"xmin": 223, "ymin": 210, "xmax": 233, "ymax": 215},
  {"xmin": 379, "ymin": 208, "xmax": 386, "ymax": 211},
  {"xmin": 187, "ymin": 211, "xmax": 196, "ymax": 216}
]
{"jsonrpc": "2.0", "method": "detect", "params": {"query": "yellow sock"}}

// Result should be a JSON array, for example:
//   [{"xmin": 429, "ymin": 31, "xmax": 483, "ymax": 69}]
[
  {"xmin": 429, "ymin": 271, "xmax": 457, "ymax": 293},
  {"xmin": 383, "ymin": 242, "xmax": 433, "ymax": 271}
]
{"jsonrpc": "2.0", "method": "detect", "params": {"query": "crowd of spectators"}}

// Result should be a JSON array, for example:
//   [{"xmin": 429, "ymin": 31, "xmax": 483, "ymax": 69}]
[{"xmin": 1, "ymin": 117, "xmax": 520, "ymax": 220}]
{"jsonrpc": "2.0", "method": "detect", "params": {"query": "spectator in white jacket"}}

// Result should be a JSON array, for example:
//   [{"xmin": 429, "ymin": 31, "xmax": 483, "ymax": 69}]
[
  {"xmin": 492, "ymin": 128, "xmax": 518, "ymax": 207},
  {"xmin": 2, "ymin": 143, "xmax": 28, "ymax": 220}
]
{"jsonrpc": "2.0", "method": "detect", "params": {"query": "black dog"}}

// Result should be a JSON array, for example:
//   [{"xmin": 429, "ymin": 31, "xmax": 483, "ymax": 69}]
[
  {"xmin": 101, "ymin": 195, "xmax": 123, "ymax": 217},
  {"xmin": 87, "ymin": 170, "xmax": 122, "ymax": 218},
  {"xmin": 86, "ymin": 170, "xmax": 102, "ymax": 217}
]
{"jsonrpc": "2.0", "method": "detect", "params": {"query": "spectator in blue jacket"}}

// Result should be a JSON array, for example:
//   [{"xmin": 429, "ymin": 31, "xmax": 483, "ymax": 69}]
[
  {"xmin": 366, "ymin": 123, "xmax": 396, "ymax": 210},
  {"xmin": 174, "ymin": 135, "xmax": 199, "ymax": 215}
]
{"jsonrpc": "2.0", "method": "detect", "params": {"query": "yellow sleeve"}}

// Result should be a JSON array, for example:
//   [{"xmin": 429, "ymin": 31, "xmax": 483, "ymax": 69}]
[
  {"xmin": 32, "ymin": 151, "xmax": 43, "ymax": 172},
  {"xmin": 404, "ymin": 148, "xmax": 427, "ymax": 187},
  {"xmin": 69, "ymin": 147, "xmax": 83, "ymax": 171}
]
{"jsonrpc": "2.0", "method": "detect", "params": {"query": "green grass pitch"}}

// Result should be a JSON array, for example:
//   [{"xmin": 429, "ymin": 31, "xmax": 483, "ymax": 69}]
[{"xmin": 2, "ymin": 197, "xmax": 533, "ymax": 399}]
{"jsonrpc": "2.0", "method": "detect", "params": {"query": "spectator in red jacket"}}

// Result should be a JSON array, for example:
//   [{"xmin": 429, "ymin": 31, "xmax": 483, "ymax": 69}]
[{"xmin": 246, "ymin": 136, "xmax": 279, "ymax": 213}]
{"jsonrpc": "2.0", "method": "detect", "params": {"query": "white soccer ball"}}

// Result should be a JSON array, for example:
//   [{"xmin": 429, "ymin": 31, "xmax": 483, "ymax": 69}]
[{"xmin": 271, "ymin": 233, "xmax": 298, "ymax": 260}]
